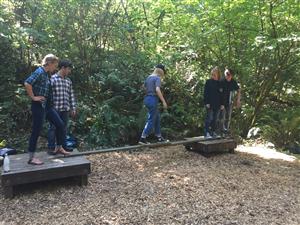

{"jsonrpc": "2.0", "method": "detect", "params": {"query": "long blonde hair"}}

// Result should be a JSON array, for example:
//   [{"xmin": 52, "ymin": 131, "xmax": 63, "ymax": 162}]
[{"xmin": 42, "ymin": 54, "xmax": 59, "ymax": 66}]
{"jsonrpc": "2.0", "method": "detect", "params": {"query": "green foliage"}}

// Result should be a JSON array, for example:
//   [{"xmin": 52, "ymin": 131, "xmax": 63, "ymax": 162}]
[{"xmin": 260, "ymin": 108, "xmax": 300, "ymax": 148}]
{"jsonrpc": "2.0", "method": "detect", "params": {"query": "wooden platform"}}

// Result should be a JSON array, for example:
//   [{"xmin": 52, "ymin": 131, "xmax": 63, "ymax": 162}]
[
  {"xmin": 1, "ymin": 150, "xmax": 91, "ymax": 198},
  {"xmin": 184, "ymin": 137, "xmax": 237, "ymax": 154}
]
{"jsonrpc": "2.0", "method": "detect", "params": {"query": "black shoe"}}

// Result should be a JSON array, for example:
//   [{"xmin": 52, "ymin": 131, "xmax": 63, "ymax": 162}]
[
  {"xmin": 138, "ymin": 138, "xmax": 150, "ymax": 145},
  {"xmin": 47, "ymin": 148, "xmax": 57, "ymax": 155},
  {"xmin": 64, "ymin": 147, "xmax": 74, "ymax": 152},
  {"xmin": 157, "ymin": 136, "xmax": 169, "ymax": 143}
]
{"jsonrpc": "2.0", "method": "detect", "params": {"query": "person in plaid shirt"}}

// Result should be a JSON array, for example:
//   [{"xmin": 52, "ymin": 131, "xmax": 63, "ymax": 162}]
[
  {"xmin": 48, "ymin": 59, "xmax": 76, "ymax": 153},
  {"xmin": 24, "ymin": 54, "xmax": 70, "ymax": 165}
]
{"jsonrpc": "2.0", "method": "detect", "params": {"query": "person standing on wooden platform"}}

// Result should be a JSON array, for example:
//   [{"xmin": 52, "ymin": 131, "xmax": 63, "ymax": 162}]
[
  {"xmin": 203, "ymin": 66, "xmax": 224, "ymax": 139},
  {"xmin": 139, "ymin": 64, "xmax": 168, "ymax": 144},
  {"xmin": 219, "ymin": 67, "xmax": 241, "ymax": 135},
  {"xmin": 24, "ymin": 54, "xmax": 70, "ymax": 165},
  {"xmin": 47, "ymin": 59, "xmax": 76, "ymax": 155}
]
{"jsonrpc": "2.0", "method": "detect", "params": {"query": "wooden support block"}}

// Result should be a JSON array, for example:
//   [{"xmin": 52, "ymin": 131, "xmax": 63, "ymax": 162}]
[
  {"xmin": 184, "ymin": 137, "xmax": 237, "ymax": 154},
  {"xmin": 3, "ymin": 185, "xmax": 13, "ymax": 199},
  {"xmin": 80, "ymin": 175, "xmax": 88, "ymax": 186},
  {"xmin": 1, "ymin": 150, "xmax": 91, "ymax": 198}
]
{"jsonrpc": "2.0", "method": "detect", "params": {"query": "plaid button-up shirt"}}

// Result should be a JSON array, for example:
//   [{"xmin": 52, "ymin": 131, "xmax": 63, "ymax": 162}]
[
  {"xmin": 25, "ymin": 67, "xmax": 51, "ymax": 98},
  {"xmin": 50, "ymin": 73, "xmax": 76, "ymax": 112}
]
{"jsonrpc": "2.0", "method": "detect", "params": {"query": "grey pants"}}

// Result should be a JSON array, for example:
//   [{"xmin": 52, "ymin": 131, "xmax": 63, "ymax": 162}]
[{"xmin": 219, "ymin": 104, "xmax": 232, "ymax": 131}]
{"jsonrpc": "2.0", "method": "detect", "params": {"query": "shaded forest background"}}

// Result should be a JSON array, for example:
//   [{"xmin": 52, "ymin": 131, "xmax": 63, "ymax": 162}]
[{"xmin": 0, "ymin": 0, "xmax": 299, "ymax": 149}]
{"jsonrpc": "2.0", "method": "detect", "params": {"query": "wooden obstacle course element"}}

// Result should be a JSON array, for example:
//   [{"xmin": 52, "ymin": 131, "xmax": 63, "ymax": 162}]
[
  {"xmin": 184, "ymin": 137, "xmax": 237, "ymax": 154},
  {"xmin": 1, "ymin": 150, "xmax": 91, "ymax": 199},
  {"xmin": 61, "ymin": 136, "xmax": 209, "ymax": 158}
]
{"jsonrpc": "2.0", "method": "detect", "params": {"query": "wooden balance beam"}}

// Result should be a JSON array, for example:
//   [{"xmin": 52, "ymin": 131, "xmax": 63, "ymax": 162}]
[
  {"xmin": 1, "ymin": 149, "xmax": 91, "ymax": 198},
  {"xmin": 57, "ymin": 136, "xmax": 236, "ymax": 158},
  {"xmin": 1, "ymin": 136, "xmax": 236, "ymax": 198}
]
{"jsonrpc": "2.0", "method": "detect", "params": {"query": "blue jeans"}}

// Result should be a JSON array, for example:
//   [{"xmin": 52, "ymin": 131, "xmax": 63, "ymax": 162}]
[
  {"xmin": 27, "ymin": 102, "xmax": 65, "ymax": 153},
  {"xmin": 141, "ymin": 96, "xmax": 161, "ymax": 138},
  {"xmin": 204, "ymin": 108, "xmax": 220, "ymax": 135},
  {"xmin": 48, "ymin": 111, "xmax": 69, "ymax": 149}
]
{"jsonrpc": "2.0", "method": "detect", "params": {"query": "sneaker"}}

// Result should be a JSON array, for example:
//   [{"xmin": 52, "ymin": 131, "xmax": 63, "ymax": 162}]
[
  {"xmin": 139, "ymin": 138, "xmax": 150, "ymax": 145},
  {"xmin": 157, "ymin": 136, "xmax": 169, "ymax": 143},
  {"xmin": 212, "ymin": 132, "xmax": 220, "ymax": 138},
  {"xmin": 222, "ymin": 129, "xmax": 230, "ymax": 137},
  {"xmin": 205, "ymin": 133, "xmax": 213, "ymax": 139}
]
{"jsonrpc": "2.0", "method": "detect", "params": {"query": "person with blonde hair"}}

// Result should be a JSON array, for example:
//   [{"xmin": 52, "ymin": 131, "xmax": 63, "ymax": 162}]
[
  {"xmin": 24, "ymin": 54, "xmax": 70, "ymax": 165},
  {"xmin": 203, "ymin": 66, "xmax": 224, "ymax": 138},
  {"xmin": 139, "ymin": 64, "xmax": 168, "ymax": 144}
]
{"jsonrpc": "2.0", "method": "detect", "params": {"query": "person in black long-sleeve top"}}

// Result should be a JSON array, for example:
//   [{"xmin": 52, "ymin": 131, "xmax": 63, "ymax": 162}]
[
  {"xmin": 219, "ymin": 68, "xmax": 241, "ymax": 133},
  {"xmin": 203, "ymin": 67, "xmax": 224, "ymax": 138}
]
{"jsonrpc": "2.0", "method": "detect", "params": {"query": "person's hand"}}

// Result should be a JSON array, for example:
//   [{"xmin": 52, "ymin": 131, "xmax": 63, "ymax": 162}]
[
  {"xmin": 163, "ymin": 101, "xmax": 168, "ymax": 110},
  {"xmin": 220, "ymin": 105, "xmax": 224, "ymax": 110},
  {"xmin": 236, "ymin": 100, "xmax": 241, "ymax": 108},
  {"xmin": 71, "ymin": 110, "xmax": 77, "ymax": 118},
  {"xmin": 32, "ymin": 96, "xmax": 45, "ymax": 102},
  {"xmin": 206, "ymin": 104, "xmax": 210, "ymax": 109}
]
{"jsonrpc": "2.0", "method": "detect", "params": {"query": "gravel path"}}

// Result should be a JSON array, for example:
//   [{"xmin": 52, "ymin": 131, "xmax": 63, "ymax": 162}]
[{"xmin": 1, "ymin": 145, "xmax": 299, "ymax": 225}]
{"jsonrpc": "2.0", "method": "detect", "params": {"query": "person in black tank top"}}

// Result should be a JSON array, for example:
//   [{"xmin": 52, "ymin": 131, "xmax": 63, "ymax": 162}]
[{"xmin": 219, "ymin": 68, "xmax": 241, "ymax": 134}]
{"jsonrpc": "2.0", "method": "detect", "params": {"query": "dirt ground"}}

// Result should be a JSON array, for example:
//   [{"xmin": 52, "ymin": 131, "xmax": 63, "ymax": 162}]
[{"xmin": 0, "ymin": 145, "xmax": 299, "ymax": 225}]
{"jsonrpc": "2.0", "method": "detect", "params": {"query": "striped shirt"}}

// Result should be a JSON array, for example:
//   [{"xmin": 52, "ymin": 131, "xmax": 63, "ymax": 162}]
[{"xmin": 50, "ymin": 73, "xmax": 76, "ymax": 112}]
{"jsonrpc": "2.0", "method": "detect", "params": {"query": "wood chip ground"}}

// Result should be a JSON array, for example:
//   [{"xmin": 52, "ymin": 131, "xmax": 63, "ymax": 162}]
[{"xmin": 0, "ymin": 145, "xmax": 299, "ymax": 225}]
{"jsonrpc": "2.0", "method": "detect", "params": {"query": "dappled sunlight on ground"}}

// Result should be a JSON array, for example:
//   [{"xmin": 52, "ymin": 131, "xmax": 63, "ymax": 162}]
[{"xmin": 237, "ymin": 145, "xmax": 297, "ymax": 162}]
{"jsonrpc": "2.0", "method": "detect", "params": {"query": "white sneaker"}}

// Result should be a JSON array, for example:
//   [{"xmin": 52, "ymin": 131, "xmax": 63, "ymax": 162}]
[{"xmin": 205, "ymin": 133, "xmax": 212, "ymax": 139}]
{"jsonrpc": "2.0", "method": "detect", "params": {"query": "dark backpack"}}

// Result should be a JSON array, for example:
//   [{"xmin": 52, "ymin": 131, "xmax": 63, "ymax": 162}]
[{"xmin": 0, "ymin": 147, "xmax": 17, "ymax": 157}]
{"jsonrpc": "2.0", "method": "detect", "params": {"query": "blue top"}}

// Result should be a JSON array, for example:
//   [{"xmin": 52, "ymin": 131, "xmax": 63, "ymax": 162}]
[
  {"xmin": 25, "ymin": 67, "xmax": 51, "ymax": 98},
  {"xmin": 144, "ymin": 75, "xmax": 161, "ymax": 96}
]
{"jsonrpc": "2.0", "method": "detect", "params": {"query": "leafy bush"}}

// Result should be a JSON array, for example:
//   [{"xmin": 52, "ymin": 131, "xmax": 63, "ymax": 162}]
[{"xmin": 260, "ymin": 108, "xmax": 300, "ymax": 148}]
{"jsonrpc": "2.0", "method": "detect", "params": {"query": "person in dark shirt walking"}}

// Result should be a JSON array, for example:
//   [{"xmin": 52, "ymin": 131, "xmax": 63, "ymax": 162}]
[
  {"xmin": 203, "ymin": 67, "xmax": 224, "ymax": 138},
  {"xmin": 219, "ymin": 67, "xmax": 241, "ymax": 134}
]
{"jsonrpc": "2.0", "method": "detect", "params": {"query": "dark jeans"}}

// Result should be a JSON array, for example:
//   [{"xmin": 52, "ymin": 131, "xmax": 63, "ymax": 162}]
[
  {"xmin": 48, "ymin": 111, "xmax": 69, "ymax": 149},
  {"xmin": 28, "ymin": 102, "xmax": 65, "ymax": 153},
  {"xmin": 141, "ymin": 95, "xmax": 161, "ymax": 137},
  {"xmin": 204, "ymin": 107, "xmax": 220, "ymax": 135}
]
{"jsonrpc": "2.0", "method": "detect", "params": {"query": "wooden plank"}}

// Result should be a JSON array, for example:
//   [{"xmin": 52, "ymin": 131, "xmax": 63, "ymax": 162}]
[
  {"xmin": 1, "ymin": 149, "xmax": 91, "ymax": 198},
  {"xmin": 199, "ymin": 139, "xmax": 236, "ymax": 145},
  {"xmin": 184, "ymin": 138, "xmax": 237, "ymax": 154},
  {"xmin": 2, "ymin": 164, "xmax": 90, "ymax": 186},
  {"xmin": 60, "ymin": 136, "xmax": 223, "ymax": 158}
]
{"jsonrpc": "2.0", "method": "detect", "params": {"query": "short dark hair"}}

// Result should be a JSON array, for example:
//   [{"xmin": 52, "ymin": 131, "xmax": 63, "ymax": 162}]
[
  {"xmin": 155, "ymin": 64, "xmax": 166, "ymax": 74},
  {"xmin": 59, "ymin": 59, "xmax": 73, "ymax": 69}
]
